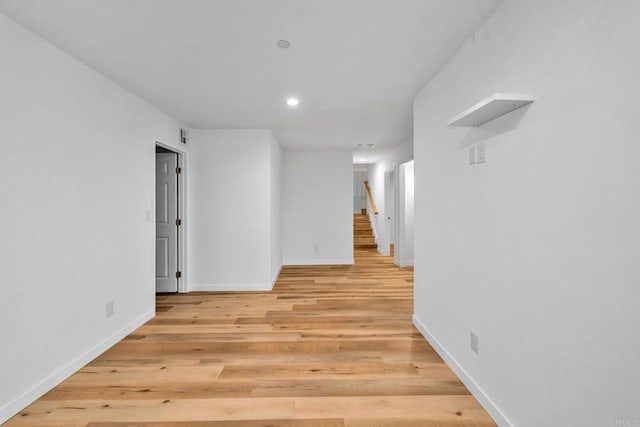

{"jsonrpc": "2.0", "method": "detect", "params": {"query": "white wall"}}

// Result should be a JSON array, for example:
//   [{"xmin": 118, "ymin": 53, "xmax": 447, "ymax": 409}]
[
  {"xmin": 283, "ymin": 151, "xmax": 353, "ymax": 265},
  {"xmin": 413, "ymin": 0, "xmax": 640, "ymax": 425},
  {"xmin": 367, "ymin": 140, "xmax": 413, "ymax": 254},
  {"xmin": 188, "ymin": 129, "xmax": 281, "ymax": 291},
  {"xmin": 0, "ymin": 13, "xmax": 183, "ymax": 424}
]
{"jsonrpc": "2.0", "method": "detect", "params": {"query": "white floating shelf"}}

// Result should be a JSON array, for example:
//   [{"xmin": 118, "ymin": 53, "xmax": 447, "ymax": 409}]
[{"xmin": 448, "ymin": 93, "xmax": 535, "ymax": 127}]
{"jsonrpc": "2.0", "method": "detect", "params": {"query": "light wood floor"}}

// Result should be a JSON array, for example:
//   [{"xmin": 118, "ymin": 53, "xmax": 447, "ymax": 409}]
[{"xmin": 6, "ymin": 247, "xmax": 495, "ymax": 426}]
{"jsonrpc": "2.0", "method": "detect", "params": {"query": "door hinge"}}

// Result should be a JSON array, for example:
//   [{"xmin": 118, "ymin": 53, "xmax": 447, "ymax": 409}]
[
  {"xmin": 176, "ymin": 218, "xmax": 182, "ymax": 226},
  {"xmin": 175, "ymin": 166, "xmax": 182, "ymax": 174},
  {"xmin": 176, "ymin": 271, "xmax": 182, "ymax": 279}
]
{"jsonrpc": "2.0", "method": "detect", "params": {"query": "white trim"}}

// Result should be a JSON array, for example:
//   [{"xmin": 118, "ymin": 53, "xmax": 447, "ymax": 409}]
[
  {"xmin": 0, "ymin": 310, "xmax": 154, "ymax": 425},
  {"xmin": 271, "ymin": 264, "xmax": 283, "ymax": 286},
  {"xmin": 393, "ymin": 164, "xmax": 400, "ymax": 266},
  {"xmin": 377, "ymin": 243, "xmax": 391, "ymax": 257},
  {"xmin": 368, "ymin": 210, "xmax": 378, "ymax": 242},
  {"xmin": 283, "ymin": 259, "xmax": 354, "ymax": 266},
  {"xmin": 412, "ymin": 315, "xmax": 513, "ymax": 427},
  {"xmin": 190, "ymin": 283, "xmax": 274, "ymax": 292}
]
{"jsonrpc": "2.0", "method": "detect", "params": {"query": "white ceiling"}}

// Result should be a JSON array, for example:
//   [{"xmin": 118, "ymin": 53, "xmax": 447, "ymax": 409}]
[{"xmin": 0, "ymin": 0, "xmax": 502, "ymax": 159}]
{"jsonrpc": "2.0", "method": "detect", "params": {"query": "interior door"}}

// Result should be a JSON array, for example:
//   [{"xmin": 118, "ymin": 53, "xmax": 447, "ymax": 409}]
[{"xmin": 156, "ymin": 152, "xmax": 178, "ymax": 293}]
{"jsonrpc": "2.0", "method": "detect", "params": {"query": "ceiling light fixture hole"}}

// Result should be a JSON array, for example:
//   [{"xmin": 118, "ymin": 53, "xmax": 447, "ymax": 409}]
[{"xmin": 277, "ymin": 40, "xmax": 290, "ymax": 48}]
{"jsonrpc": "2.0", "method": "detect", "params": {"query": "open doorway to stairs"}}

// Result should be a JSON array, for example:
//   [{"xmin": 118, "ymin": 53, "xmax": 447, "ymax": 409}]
[
  {"xmin": 353, "ymin": 164, "xmax": 368, "ymax": 215},
  {"xmin": 155, "ymin": 143, "xmax": 185, "ymax": 293}
]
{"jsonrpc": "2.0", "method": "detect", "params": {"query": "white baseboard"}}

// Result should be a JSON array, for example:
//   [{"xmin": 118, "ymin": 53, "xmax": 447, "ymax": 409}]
[
  {"xmin": 0, "ymin": 310, "xmax": 154, "ymax": 425},
  {"xmin": 377, "ymin": 246, "xmax": 390, "ymax": 256},
  {"xmin": 271, "ymin": 264, "xmax": 283, "ymax": 286},
  {"xmin": 283, "ymin": 259, "xmax": 354, "ymax": 266},
  {"xmin": 412, "ymin": 315, "xmax": 512, "ymax": 427},
  {"xmin": 190, "ymin": 283, "xmax": 273, "ymax": 292},
  {"xmin": 189, "ymin": 267, "xmax": 283, "ymax": 292}
]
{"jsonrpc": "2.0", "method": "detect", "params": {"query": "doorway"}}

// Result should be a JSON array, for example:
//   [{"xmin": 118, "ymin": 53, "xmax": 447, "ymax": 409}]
[
  {"xmin": 155, "ymin": 145, "xmax": 182, "ymax": 293},
  {"xmin": 353, "ymin": 165, "xmax": 368, "ymax": 214}
]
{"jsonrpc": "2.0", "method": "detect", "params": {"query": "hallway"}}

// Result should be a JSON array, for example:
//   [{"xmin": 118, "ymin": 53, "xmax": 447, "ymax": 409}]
[{"xmin": 7, "ymin": 248, "xmax": 494, "ymax": 426}]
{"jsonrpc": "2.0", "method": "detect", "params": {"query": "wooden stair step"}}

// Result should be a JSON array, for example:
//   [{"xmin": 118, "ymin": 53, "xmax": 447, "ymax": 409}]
[
  {"xmin": 354, "ymin": 229, "xmax": 371, "ymax": 235},
  {"xmin": 354, "ymin": 236, "xmax": 375, "ymax": 243},
  {"xmin": 354, "ymin": 243, "xmax": 377, "ymax": 249}
]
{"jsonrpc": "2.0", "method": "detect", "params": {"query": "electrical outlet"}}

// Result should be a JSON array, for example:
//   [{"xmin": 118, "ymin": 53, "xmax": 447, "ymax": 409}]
[
  {"xmin": 470, "ymin": 332, "xmax": 479, "ymax": 354},
  {"xmin": 477, "ymin": 143, "xmax": 486, "ymax": 164},
  {"xmin": 469, "ymin": 146, "xmax": 476, "ymax": 165},
  {"xmin": 106, "ymin": 301, "xmax": 114, "ymax": 318}
]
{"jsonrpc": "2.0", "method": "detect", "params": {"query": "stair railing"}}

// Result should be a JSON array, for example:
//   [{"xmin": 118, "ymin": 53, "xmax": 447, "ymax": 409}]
[
  {"xmin": 364, "ymin": 181, "xmax": 378, "ymax": 215},
  {"xmin": 364, "ymin": 181, "xmax": 379, "ymax": 246}
]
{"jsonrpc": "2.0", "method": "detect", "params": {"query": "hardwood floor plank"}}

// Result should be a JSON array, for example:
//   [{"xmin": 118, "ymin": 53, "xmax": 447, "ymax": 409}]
[
  {"xmin": 251, "ymin": 377, "xmax": 471, "ymax": 397},
  {"xmin": 9, "ymin": 398, "xmax": 296, "ymax": 424},
  {"xmin": 42, "ymin": 380, "xmax": 256, "ymax": 400},
  {"xmin": 219, "ymin": 362, "xmax": 421, "ymax": 380},
  {"xmin": 292, "ymin": 395, "xmax": 493, "ymax": 423},
  {"xmin": 86, "ymin": 420, "xmax": 345, "ymax": 427}
]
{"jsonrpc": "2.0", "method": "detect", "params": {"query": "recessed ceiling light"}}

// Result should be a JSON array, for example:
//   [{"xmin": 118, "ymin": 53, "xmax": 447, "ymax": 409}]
[
  {"xmin": 286, "ymin": 97, "xmax": 299, "ymax": 107},
  {"xmin": 359, "ymin": 158, "xmax": 366, "ymax": 162},
  {"xmin": 277, "ymin": 40, "xmax": 290, "ymax": 48}
]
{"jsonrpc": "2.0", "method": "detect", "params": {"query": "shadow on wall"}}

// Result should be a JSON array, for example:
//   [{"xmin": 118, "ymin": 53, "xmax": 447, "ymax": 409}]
[{"xmin": 456, "ymin": 103, "xmax": 533, "ymax": 148}]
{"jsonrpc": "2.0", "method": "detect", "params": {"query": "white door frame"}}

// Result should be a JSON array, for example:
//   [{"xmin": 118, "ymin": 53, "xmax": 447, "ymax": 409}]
[
  {"xmin": 155, "ymin": 141, "xmax": 188, "ymax": 293},
  {"xmin": 395, "ymin": 160, "xmax": 414, "ymax": 267},
  {"xmin": 394, "ymin": 164, "xmax": 401, "ymax": 266},
  {"xmin": 382, "ymin": 170, "xmax": 395, "ymax": 257}
]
